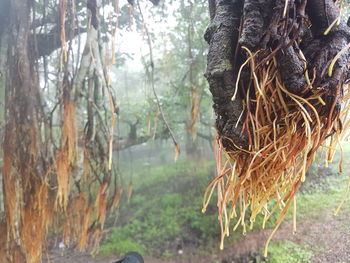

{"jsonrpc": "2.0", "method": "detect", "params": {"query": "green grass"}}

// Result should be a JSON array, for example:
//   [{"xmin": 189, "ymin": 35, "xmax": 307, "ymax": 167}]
[
  {"xmin": 233, "ymin": 171, "xmax": 349, "ymax": 233},
  {"xmin": 98, "ymin": 149, "xmax": 350, "ymax": 258},
  {"xmin": 288, "ymin": 174, "xmax": 349, "ymax": 220},
  {"xmin": 268, "ymin": 241, "xmax": 313, "ymax": 263},
  {"xmin": 97, "ymin": 160, "xmax": 220, "ymax": 257},
  {"xmin": 96, "ymin": 227, "xmax": 147, "ymax": 257}
]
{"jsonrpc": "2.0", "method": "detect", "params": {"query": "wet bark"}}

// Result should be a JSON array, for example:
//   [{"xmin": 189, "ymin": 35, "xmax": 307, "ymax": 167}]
[
  {"xmin": 304, "ymin": 0, "xmax": 350, "ymax": 101},
  {"xmin": 204, "ymin": 0, "xmax": 247, "ymax": 150},
  {"xmin": 0, "ymin": 0, "xmax": 10, "ymax": 42},
  {"xmin": 205, "ymin": 0, "xmax": 350, "ymax": 151}
]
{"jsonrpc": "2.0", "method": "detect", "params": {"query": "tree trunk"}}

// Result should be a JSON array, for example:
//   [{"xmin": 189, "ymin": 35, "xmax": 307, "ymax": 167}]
[{"xmin": 2, "ymin": 1, "xmax": 49, "ymax": 262}]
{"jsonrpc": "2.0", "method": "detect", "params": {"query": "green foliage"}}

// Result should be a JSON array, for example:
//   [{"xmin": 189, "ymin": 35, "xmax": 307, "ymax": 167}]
[
  {"xmin": 111, "ymin": 0, "xmax": 214, "ymax": 148},
  {"xmin": 98, "ymin": 160, "xmax": 219, "ymax": 256},
  {"xmin": 99, "ymin": 148, "xmax": 350, "ymax": 258},
  {"xmin": 287, "ymin": 172, "xmax": 349, "ymax": 221},
  {"xmin": 183, "ymin": 196, "xmax": 218, "ymax": 240},
  {"xmin": 268, "ymin": 241, "xmax": 313, "ymax": 263},
  {"xmin": 97, "ymin": 227, "xmax": 146, "ymax": 257}
]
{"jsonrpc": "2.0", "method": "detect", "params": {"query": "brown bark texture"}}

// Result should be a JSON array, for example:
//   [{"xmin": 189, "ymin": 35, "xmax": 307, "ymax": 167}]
[{"xmin": 2, "ymin": 0, "xmax": 48, "ymax": 262}]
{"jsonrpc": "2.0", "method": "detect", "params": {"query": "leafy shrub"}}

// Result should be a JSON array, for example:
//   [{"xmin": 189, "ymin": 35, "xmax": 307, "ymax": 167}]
[{"xmin": 97, "ymin": 227, "xmax": 146, "ymax": 257}]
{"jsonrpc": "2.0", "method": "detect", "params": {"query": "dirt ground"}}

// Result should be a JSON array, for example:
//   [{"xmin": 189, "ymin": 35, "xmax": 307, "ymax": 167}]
[{"xmin": 44, "ymin": 208, "xmax": 350, "ymax": 263}]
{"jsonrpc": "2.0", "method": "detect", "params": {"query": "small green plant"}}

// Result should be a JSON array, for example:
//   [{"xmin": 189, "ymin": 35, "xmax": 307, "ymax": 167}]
[
  {"xmin": 268, "ymin": 241, "xmax": 313, "ymax": 263},
  {"xmin": 98, "ymin": 160, "xmax": 218, "ymax": 256},
  {"xmin": 99, "ymin": 153, "xmax": 350, "ymax": 259},
  {"xmin": 97, "ymin": 227, "xmax": 146, "ymax": 257}
]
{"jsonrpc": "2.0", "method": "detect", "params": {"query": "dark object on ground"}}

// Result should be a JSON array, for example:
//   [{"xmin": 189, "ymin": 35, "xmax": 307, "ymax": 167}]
[{"xmin": 113, "ymin": 252, "xmax": 144, "ymax": 263}]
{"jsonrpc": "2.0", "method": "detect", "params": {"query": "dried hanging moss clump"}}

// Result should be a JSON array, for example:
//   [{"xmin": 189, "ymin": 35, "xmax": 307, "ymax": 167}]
[
  {"xmin": 188, "ymin": 88, "xmax": 201, "ymax": 140},
  {"xmin": 204, "ymin": 0, "xmax": 350, "ymax": 256},
  {"xmin": 56, "ymin": 102, "xmax": 78, "ymax": 209},
  {"xmin": 21, "ymin": 184, "xmax": 50, "ymax": 263},
  {"xmin": 62, "ymin": 193, "xmax": 94, "ymax": 251}
]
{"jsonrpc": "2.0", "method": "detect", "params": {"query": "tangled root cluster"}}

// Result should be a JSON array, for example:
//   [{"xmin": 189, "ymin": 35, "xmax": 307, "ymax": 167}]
[
  {"xmin": 204, "ymin": 48, "xmax": 350, "ymax": 254},
  {"xmin": 204, "ymin": 0, "xmax": 350, "ymax": 255}
]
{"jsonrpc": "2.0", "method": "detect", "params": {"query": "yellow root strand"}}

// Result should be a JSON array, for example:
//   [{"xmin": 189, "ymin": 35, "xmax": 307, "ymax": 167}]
[
  {"xmin": 203, "ymin": 45, "xmax": 350, "ymax": 255},
  {"xmin": 328, "ymin": 42, "xmax": 350, "ymax": 77}
]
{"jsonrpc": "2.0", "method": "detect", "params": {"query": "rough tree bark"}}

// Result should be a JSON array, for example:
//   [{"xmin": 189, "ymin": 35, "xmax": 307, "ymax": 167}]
[
  {"xmin": 2, "ymin": 0, "xmax": 49, "ymax": 262},
  {"xmin": 205, "ymin": 0, "xmax": 350, "ymax": 151}
]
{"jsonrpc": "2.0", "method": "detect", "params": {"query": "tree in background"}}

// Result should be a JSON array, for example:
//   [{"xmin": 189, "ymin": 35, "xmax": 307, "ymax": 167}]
[
  {"xmin": 111, "ymin": 0, "xmax": 214, "ymax": 160},
  {"xmin": 150, "ymin": 0, "xmax": 214, "ymax": 157},
  {"xmin": 0, "ymin": 0, "xmax": 161, "ymax": 262},
  {"xmin": 170, "ymin": 0, "xmax": 210, "ymax": 157}
]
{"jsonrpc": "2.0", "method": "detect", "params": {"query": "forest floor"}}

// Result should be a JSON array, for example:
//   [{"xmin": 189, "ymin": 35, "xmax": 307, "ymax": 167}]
[
  {"xmin": 45, "ymin": 207, "xmax": 350, "ymax": 263},
  {"xmin": 44, "ymin": 151, "xmax": 350, "ymax": 263}
]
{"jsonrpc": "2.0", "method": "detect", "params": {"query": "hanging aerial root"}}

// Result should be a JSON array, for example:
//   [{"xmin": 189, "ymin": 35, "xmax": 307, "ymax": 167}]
[
  {"xmin": 127, "ymin": 182, "xmax": 133, "ymax": 203},
  {"xmin": 61, "ymin": 193, "xmax": 95, "ymax": 251},
  {"xmin": 95, "ymin": 182, "xmax": 109, "ymax": 229},
  {"xmin": 189, "ymin": 88, "xmax": 200, "ymax": 140},
  {"xmin": 203, "ymin": 47, "xmax": 350, "ymax": 253},
  {"xmin": 110, "ymin": 187, "xmax": 123, "ymax": 212},
  {"xmin": 77, "ymin": 206, "xmax": 93, "ymax": 251}
]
